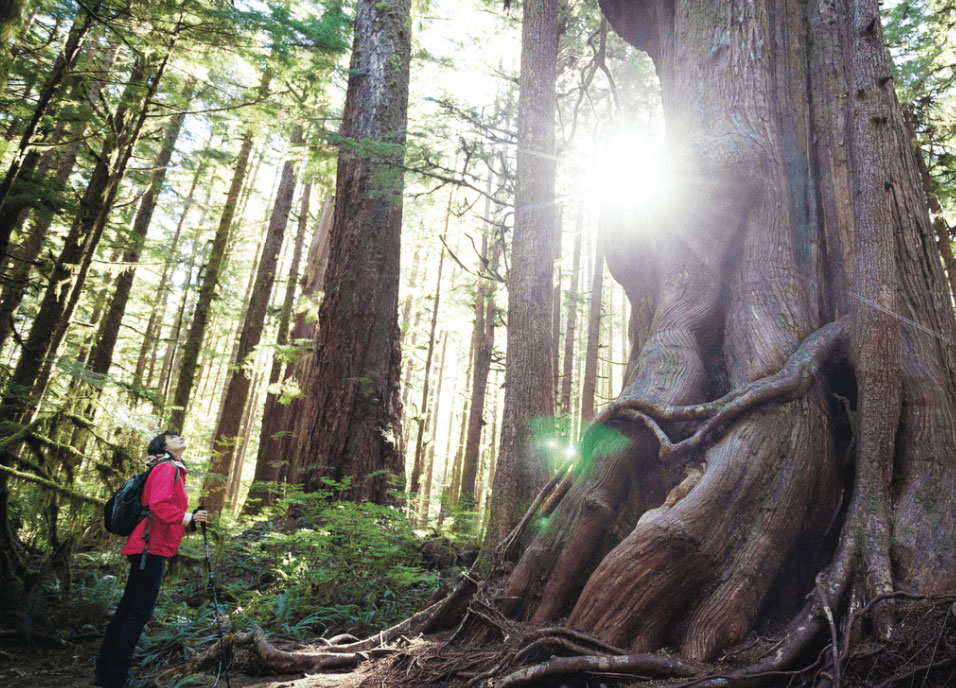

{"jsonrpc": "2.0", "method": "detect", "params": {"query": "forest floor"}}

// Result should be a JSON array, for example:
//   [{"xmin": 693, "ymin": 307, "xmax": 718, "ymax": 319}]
[{"xmin": 0, "ymin": 637, "xmax": 376, "ymax": 687}]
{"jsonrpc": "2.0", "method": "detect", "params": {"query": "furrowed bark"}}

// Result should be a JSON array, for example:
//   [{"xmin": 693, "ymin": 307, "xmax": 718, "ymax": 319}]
[
  {"xmin": 482, "ymin": 0, "xmax": 559, "ymax": 558},
  {"xmin": 294, "ymin": 0, "xmax": 410, "ymax": 504}
]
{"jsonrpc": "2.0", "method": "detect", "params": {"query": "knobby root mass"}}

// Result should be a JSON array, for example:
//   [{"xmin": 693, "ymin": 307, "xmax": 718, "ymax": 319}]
[{"xmin": 163, "ymin": 320, "xmax": 956, "ymax": 686}]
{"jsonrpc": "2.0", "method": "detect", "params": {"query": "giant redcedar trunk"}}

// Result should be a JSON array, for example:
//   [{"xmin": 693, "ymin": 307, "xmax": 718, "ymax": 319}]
[
  {"xmin": 499, "ymin": 0, "xmax": 956, "ymax": 663},
  {"xmin": 481, "ymin": 0, "xmax": 559, "ymax": 552},
  {"xmin": 293, "ymin": 0, "xmax": 410, "ymax": 504}
]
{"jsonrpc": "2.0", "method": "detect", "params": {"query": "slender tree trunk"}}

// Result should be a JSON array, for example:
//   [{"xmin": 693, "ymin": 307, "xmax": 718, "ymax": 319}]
[
  {"xmin": 0, "ymin": 0, "xmax": 103, "ymax": 247},
  {"xmin": 0, "ymin": 48, "xmax": 171, "ymax": 586},
  {"xmin": 294, "ymin": 0, "xmax": 411, "ymax": 504},
  {"xmin": 0, "ymin": 43, "xmax": 117, "ymax": 353},
  {"xmin": 88, "ymin": 81, "xmax": 194, "ymax": 379},
  {"xmin": 410, "ymin": 245, "xmax": 445, "ymax": 498},
  {"xmin": 551, "ymin": 266, "xmax": 562, "ymax": 398},
  {"xmin": 579, "ymin": 235, "xmax": 604, "ymax": 428},
  {"xmin": 399, "ymin": 245, "xmax": 421, "ymax": 346},
  {"xmin": 436, "ymin": 340, "xmax": 462, "ymax": 527},
  {"xmin": 226, "ymin": 367, "xmax": 263, "ymax": 513},
  {"xmin": 0, "ymin": 54, "xmax": 166, "ymax": 423},
  {"xmin": 420, "ymin": 332, "xmax": 448, "ymax": 522},
  {"xmin": 459, "ymin": 239, "xmax": 500, "ymax": 512},
  {"xmin": 168, "ymin": 98, "xmax": 261, "ymax": 429},
  {"xmin": 203, "ymin": 127, "xmax": 301, "ymax": 514},
  {"xmin": 482, "ymin": 0, "xmax": 559, "ymax": 555},
  {"xmin": 133, "ymin": 156, "xmax": 205, "ymax": 384},
  {"xmin": 560, "ymin": 209, "xmax": 583, "ymax": 414},
  {"xmin": 243, "ymin": 190, "xmax": 329, "ymax": 513}
]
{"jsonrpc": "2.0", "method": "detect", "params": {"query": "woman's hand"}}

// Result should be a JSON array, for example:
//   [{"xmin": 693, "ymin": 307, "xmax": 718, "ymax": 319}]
[{"xmin": 183, "ymin": 509, "xmax": 211, "ymax": 527}]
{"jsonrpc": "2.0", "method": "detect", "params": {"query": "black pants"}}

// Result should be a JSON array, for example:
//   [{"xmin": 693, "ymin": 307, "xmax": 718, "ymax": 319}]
[{"xmin": 96, "ymin": 554, "xmax": 166, "ymax": 687}]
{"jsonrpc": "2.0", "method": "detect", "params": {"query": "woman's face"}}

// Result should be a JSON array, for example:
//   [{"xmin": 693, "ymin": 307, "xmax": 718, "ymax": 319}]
[{"xmin": 165, "ymin": 434, "xmax": 187, "ymax": 458}]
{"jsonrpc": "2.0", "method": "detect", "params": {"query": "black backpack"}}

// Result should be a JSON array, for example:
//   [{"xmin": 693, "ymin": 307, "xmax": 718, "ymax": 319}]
[{"xmin": 104, "ymin": 457, "xmax": 177, "ymax": 536}]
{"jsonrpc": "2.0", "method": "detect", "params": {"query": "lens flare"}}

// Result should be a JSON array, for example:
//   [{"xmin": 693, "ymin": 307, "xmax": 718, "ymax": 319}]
[{"xmin": 590, "ymin": 132, "xmax": 679, "ymax": 223}]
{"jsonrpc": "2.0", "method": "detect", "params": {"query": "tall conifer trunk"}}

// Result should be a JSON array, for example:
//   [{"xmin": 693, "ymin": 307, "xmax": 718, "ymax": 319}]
[
  {"xmin": 482, "ymin": 0, "xmax": 559, "ymax": 553},
  {"xmin": 168, "ymin": 71, "xmax": 268, "ymax": 429},
  {"xmin": 203, "ymin": 128, "xmax": 301, "ymax": 515},
  {"xmin": 294, "ymin": 0, "xmax": 411, "ymax": 504},
  {"xmin": 0, "ymin": 0, "xmax": 103, "ymax": 247},
  {"xmin": 410, "ymin": 245, "xmax": 444, "ymax": 498},
  {"xmin": 88, "ymin": 80, "xmax": 194, "ymax": 379}
]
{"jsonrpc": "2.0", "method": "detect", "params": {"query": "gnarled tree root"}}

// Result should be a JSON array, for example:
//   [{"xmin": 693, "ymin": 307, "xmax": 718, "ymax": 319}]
[
  {"xmin": 167, "ymin": 574, "xmax": 478, "ymax": 680},
  {"xmin": 602, "ymin": 317, "xmax": 849, "ymax": 465},
  {"xmin": 496, "ymin": 653, "xmax": 703, "ymax": 687}
]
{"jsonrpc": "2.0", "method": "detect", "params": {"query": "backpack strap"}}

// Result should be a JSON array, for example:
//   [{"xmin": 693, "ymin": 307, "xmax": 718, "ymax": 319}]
[
  {"xmin": 139, "ymin": 511, "xmax": 153, "ymax": 570},
  {"xmin": 138, "ymin": 458, "xmax": 179, "ymax": 569}
]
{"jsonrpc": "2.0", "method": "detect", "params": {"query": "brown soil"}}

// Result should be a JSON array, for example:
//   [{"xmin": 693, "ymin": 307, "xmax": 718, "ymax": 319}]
[{"xmin": 0, "ymin": 638, "xmax": 372, "ymax": 688}]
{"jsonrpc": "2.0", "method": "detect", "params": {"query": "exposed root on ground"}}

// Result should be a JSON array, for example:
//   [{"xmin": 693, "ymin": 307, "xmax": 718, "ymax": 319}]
[{"xmin": 159, "ymin": 313, "xmax": 953, "ymax": 686}]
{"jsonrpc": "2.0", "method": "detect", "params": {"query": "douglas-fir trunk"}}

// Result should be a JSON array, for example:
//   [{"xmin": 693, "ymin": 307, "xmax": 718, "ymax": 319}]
[
  {"xmin": 293, "ymin": 0, "xmax": 411, "ymax": 504},
  {"xmin": 500, "ymin": 0, "xmax": 956, "ymax": 661}
]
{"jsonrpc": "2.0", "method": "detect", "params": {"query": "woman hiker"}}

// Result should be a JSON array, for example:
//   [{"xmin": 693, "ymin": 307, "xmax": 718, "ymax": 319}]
[{"xmin": 94, "ymin": 430, "xmax": 209, "ymax": 688}]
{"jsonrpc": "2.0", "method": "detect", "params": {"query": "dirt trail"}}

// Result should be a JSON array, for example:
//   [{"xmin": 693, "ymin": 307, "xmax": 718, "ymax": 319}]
[{"xmin": 0, "ymin": 640, "xmax": 371, "ymax": 688}]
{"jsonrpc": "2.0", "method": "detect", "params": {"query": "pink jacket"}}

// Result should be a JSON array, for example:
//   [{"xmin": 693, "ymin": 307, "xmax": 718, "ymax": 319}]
[{"xmin": 122, "ymin": 460, "xmax": 188, "ymax": 558}]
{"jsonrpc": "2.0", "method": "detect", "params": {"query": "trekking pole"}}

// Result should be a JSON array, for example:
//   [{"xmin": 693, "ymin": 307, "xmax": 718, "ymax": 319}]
[{"xmin": 200, "ymin": 509, "xmax": 232, "ymax": 688}]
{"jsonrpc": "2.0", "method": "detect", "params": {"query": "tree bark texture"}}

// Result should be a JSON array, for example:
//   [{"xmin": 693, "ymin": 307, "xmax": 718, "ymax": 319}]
[
  {"xmin": 294, "ymin": 0, "xmax": 411, "ymax": 505},
  {"xmin": 244, "ymin": 193, "xmax": 332, "ymax": 513},
  {"xmin": 481, "ymin": 0, "xmax": 559, "ymax": 555},
  {"xmin": 203, "ymin": 127, "xmax": 301, "ymax": 515},
  {"xmin": 499, "ymin": 0, "xmax": 956, "ymax": 663}
]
